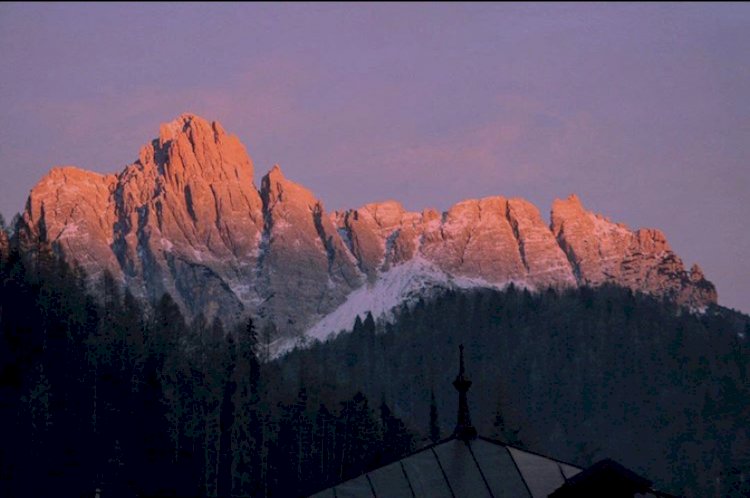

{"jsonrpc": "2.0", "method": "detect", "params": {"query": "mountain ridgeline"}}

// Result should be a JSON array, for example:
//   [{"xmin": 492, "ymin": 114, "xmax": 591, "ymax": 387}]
[{"xmin": 16, "ymin": 114, "xmax": 716, "ymax": 345}]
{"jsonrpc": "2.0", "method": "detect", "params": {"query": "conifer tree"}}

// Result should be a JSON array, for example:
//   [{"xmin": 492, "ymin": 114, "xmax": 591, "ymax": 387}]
[
  {"xmin": 231, "ymin": 317, "xmax": 261, "ymax": 497},
  {"xmin": 429, "ymin": 389, "xmax": 441, "ymax": 444},
  {"xmin": 363, "ymin": 311, "xmax": 376, "ymax": 336},
  {"xmin": 353, "ymin": 315, "xmax": 364, "ymax": 334},
  {"xmin": 380, "ymin": 396, "xmax": 414, "ymax": 463},
  {"xmin": 217, "ymin": 333, "xmax": 236, "ymax": 498}
]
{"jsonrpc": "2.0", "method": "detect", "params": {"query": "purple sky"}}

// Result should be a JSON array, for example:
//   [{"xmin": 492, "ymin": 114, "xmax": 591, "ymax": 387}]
[{"xmin": 1, "ymin": 3, "xmax": 748, "ymax": 312}]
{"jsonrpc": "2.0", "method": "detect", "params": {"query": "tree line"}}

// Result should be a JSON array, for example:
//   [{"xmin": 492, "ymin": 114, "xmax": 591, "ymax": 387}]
[
  {"xmin": 0, "ymin": 248, "xmax": 416, "ymax": 497},
  {"xmin": 2, "ymin": 242, "xmax": 749, "ymax": 497},
  {"xmin": 274, "ymin": 286, "xmax": 750, "ymax": 497}
]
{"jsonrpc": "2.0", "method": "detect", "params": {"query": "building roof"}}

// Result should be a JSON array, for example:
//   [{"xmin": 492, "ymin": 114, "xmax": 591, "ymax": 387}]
[
  {"xmin": 310, "ymin": 345, "xmax": 672, "ymax": 498},
  {"xmin": 549, "ymin": 458, "xmax": 674, "ymax": 498},
  {"xmin": 310, "ymin": 435, "xmax": 582, "ymax": 498}
]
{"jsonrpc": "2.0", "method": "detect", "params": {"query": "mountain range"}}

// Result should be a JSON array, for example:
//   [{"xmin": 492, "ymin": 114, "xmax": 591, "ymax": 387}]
[{"xmin": 14, "ymin": 114, "xmax": 717, "ymax": 348}]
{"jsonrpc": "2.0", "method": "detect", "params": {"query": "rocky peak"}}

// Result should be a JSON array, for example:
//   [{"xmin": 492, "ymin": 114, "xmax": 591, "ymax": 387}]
[
  {"xmin": 421, "ymin": 196, "xmax": 526, "ymax": 282},
  {"xmin": 157, "ymin": 113, "xmax": 208, "ymax": 143},
  {"xmin": 21, "ymin": 166, "xmax": 118, "ymax": 278},
  {"xmin": 334, "ymin": 200, "xmax": 412, "ymax": 280},
  {"xmin": 418, "ymin": 196, "xmax": 576, "ymax": 287},
  {"xmin": 17, "ymin": 114, "xmax": 719, "ymax": 344},
  {"xmin": 366, "ymin": 201, "xmax": 407, "ymax": 231},
  {"xmin": 689, "ymin": 263, "xmax": 706, "ymax": 282},
  {"xmin": 551, "ymin": 194, "xmax": 716, "ymax": 308},
  {"xmin": 257, "ymin": 164, "xmax": 362, "ymax": 331},
  {"xmin": 261, "ymin": 164, "xmax": 317, "ymax": 210},
  {"xmin": 504, "ymin": 198, "xmax": 577, "ymax": 287},
  {"xmin": 141, "ymin": 113, "xmax": 256, "ymax": 188},
  {"xmin": 21, "ymin": 114, "xmax": 266, "ymax": 321}
]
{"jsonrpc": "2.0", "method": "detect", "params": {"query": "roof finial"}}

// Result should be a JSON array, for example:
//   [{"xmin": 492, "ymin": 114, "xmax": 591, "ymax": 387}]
[{"xmin": 453, "ymin": 344, "xmax": 477, "ymax": 440}]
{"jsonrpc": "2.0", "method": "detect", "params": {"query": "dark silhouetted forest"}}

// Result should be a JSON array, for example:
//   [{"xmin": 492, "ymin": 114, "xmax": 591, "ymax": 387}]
[
  {"xmin": 274, "ymin": 287, "xmax": 750, "ymax": 497},
  {"xmin": 1, "ymin": 247, "xmax": 749, "ymax": 497},
  {"xmin": 0, "ymin": 249, "xmax": 414, "ymax": 497}
]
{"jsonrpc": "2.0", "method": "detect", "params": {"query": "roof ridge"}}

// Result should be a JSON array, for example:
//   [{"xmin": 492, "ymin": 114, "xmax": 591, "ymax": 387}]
[{"xmin": 477, "ymin": 435, "xmax": 582, "ymax": 470}]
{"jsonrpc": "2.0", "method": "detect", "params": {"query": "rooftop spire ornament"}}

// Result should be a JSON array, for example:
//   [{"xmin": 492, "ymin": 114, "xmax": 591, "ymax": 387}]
[{"xmin": 453, "ymin": 344, "xmax": 477, "ymax": 440}]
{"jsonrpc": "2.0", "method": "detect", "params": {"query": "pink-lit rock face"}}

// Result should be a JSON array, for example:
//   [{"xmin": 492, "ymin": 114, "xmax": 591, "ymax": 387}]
[
  {"xmin": 423, "ymin": 197, "xmax": 527, "ymax": 282},
  {"xmin": 551, "ymin": 194, "xmax": 716, "ymax": 308},
  {"xmin": 19, "ymin": 114, "xmax": 717, "ymax": 340},
  {"xmin": 333, "ymin": 200, "xmax": 415, "ymax": 281},
  {"xmin": 333, "ymin": 196, "xmax": 576, "ymax": 289},
  {"xmin": 21, "ymin": 166, "xmax": 119, "ymax": 280},
  {"xmin": 506, "ymin": 198, "xmax": 578, "ymax": 288},
  {"xmin": 259, "ymin": 165, "xmax": 361, "ymax": 329},
  {"xmin": 22, "ymin": 114, "xmax": 269, "ymax": 320}
]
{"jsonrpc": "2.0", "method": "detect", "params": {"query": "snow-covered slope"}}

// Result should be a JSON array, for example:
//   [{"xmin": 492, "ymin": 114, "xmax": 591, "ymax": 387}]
[
  {"xmin": 308, "ymin": 257, "xmax": 506, "ymax": 336},
  {"xmin": 276, "ymin": 257, "xmax": 507, "ymax": 354}
]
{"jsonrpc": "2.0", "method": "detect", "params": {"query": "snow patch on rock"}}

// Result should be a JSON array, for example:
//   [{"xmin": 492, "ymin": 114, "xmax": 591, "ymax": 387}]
[{"xmin": 273, "ymin": 257, "xmax": 527, "ymax": 357}]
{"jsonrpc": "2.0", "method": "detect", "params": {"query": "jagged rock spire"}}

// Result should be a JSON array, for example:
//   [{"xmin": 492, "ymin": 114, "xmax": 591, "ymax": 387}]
[{"xmin": 453, "ymin": 344, "xmax": 477, "ymax": 440}]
